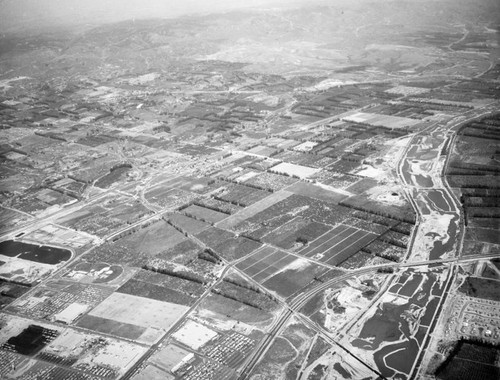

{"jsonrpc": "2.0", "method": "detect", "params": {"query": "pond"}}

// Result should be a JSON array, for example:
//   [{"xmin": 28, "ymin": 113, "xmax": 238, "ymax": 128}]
[{"xmin": 0, "ymin": 240, "xmax": 71, "ymax": 265}]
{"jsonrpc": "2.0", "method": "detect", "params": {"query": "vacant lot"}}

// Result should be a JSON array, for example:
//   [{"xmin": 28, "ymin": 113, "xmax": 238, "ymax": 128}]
[
  {"xmin": 87, "ymin": 292, "xmax": 189, "ymax": 330},
  {"xmin": 270, "ymin": 162, "xmax": 321, "ymax": 179}
]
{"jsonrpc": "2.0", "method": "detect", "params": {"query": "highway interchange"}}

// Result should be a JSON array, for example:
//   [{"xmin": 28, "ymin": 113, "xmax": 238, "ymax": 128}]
[
  {"xmin": 235, "ymin": 105, "xmax": 500, "ymax": 380},
  {"xmin": 3, "ymin": 100, "xmax": 497, "ymax": 380}
]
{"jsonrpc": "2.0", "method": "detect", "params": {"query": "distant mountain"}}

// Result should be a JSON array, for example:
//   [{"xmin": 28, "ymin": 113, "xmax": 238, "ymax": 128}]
[
  {"xmin": 0, "ymin": 1, "xmax": 498, "ymax": 78},
  {"xmin": 1, "ymin": 0, "xmax": 498, "ymax": 33}
]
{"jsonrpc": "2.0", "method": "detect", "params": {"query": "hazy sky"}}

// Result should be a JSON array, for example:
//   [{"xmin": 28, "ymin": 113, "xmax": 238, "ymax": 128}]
[{"xmin": 0, "ymin": 0, "xmax": 332, "ymax": 33}]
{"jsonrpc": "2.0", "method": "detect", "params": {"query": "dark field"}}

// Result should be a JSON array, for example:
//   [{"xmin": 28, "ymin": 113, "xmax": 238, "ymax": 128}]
[
  {"xmin": 77, "ymin": 314, "xmax": 146, "ymax": 340},
  {"xmin": 2, "ymin": 325, "xmax": 59, "ymax": 356},
  {"xmin": 117, "ymin": 269, "xmax": 205, "ymax": 306},
  {"xmin": 95, "ymin": 166, "xmax": 131, "ymax": 188},
  {"xmin": 436, "ymin": 340, "xmax": 500, "ymax": 380},
  {"xmin": 458, "ymin": 276, "xmax": 500, "ymax": 301}
]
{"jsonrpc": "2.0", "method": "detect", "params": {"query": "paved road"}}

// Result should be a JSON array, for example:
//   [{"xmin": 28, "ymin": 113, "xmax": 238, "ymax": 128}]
[
  {"xmin": 237, "ymin": 107, "xmax": 498, "ymax": 380},
  {"xmin": 121, "ymin": 264, "xmax": 233, "ymax": 380}
]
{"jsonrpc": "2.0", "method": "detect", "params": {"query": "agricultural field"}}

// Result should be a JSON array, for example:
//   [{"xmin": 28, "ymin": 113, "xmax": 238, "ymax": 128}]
[
  {"xmin": 166, "ymin": 212, "xmax": 211, "ymax": 235},
  {"xmin": 232, "ymin": 194, "xmax": 353, "ymax": 240},
  {"xmin": 213, "ymin": 182, "xmax": 272, "ymax": 207},
  {"xmin": 261, "ymin": 217, "xmax": 332, "ymax": 251},
  {"xmin": 0, "ymin": 279, "xmax": 31, "ymax": 309},
  {"xmin": 79, "ymin": 292, "xmax": 188, "ymax": 343},
  {"xmin": 84, "ymin": 219, "xmax": 187, "ymax": 266},
  {"xmin": 214, "ymin": 270, "xmax": 279, "ymax": 312},
  {"xmin": 149, "ymin": 237, "xmax": 219, "ymax": 273},
  {"xmin": 182, "ymin": 204, "xmax": 229, "ymax": 224},
  {"xmin": 216, "ymin": 190, "xmax": 293, "ymax": 230},
  {"xmin": 117, "ymin": 268, "xmax": 206, "ymax": 306},
  {"xmin": 6, "ymin": 187, "xmax": 77, "ymax": 215},
  {"xmin": 195, "ymin": 226, "xmax": 263, "ymax": 261},
  {"xmin": 458, "ymin": 276, "xmax": 500, "ymax": 302},
  {"xmin": 56, "ymin": 193, "xmax": 152, "ymax": 237},
  {"xmin": 147, "ymin": 343, "xmax": 191, "ymax": 374},
  {"xmin": 434, "ymin": 340, "xmax": 500, "ymax": 380},
  {"xmin": 0, "ymin": 207, "xmax": 33, "ymax": 234},
  {"xmin": 243, "ymin": 171, "xmax": 298, "ymax": 192},
  {"xmin": 95, "ymin": 165, "xmax": 132, "ymax": 189},
  {"xmin": 144, "ymin": 186, "xmax": 199, "ymax": 209},
  {"xmin": 362, "ymin": 239, "xmax": 408, "ymax": 263},
  {"xmin": 194, "ymin": 197, "xmax": 243, "ymax": 215},
  {"xmin": 446, "ymin": 115, "xmax": 500, "ymax": 244},
  {"xmin": 338, "ymin": 249, "xmax": 394, "ymax": 270},
  {"xmin": 237, "ymin": 246, "xmax": 328, "ymax": 298},
  {"xmin": 298, "ymin": 224, "xmax": 378, "ymax": 266}
]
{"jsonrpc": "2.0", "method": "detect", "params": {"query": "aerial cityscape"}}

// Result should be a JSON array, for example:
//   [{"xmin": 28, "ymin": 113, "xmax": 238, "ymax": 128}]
[{"xmin": 0, "ymin": 0, "xmax": 499, "ymax": 379}]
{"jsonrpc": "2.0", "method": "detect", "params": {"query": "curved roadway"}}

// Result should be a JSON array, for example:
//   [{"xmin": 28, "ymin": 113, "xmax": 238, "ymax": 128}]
[{"xmin": 237, "ymin": 107, "xmax": 498, "ymax": 380}]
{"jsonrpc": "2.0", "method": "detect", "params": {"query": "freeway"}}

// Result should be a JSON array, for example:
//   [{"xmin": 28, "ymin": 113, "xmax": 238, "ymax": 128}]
[
  {"xmin": 237, "ymin": 107, "xmax": 498, "ymax": 380},
  {"xmin": 7, "ymin": 105, "xmax": 492, "ymax": 380},
  {"xmin": 238, "ymin": 250, "xmax": 500, "ymax": 379},
  {"xmin": 236, "ymin": 249, "xmax": 500, "ymax": 380}
]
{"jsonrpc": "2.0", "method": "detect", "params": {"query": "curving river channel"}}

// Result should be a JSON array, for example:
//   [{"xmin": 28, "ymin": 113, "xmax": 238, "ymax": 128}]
[
  {"xmin": 350, "ymin": 116, "xmax": 475, "ymax": 379},
  {"xmin": 400, "ymin": 127, "xmax": 461, "ymax": 262}
]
